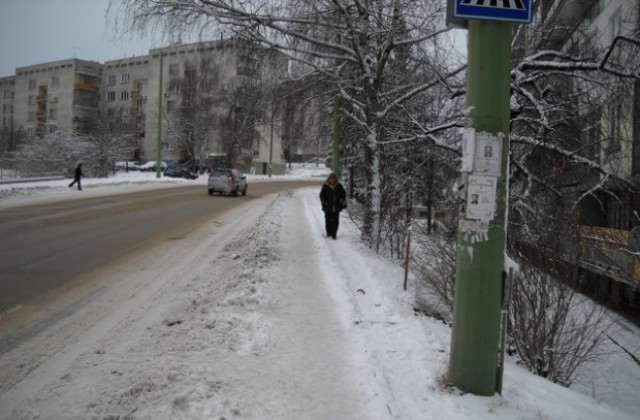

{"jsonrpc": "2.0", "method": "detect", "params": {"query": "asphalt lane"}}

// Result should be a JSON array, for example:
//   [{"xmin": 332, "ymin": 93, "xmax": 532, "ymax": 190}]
[{"xmin": 0, "ymin": 181, "xmax": 317, "ymax": 314}]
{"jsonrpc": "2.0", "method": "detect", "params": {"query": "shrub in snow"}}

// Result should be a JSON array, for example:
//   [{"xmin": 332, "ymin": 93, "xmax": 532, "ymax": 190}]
[{"xmin": 507, "ymin": 264, "xmax": 611, "ymax": 386}]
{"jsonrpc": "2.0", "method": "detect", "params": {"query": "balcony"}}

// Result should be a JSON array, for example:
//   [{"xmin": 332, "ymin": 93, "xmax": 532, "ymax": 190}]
[
  {"xmin": 74, "ymin": 82, "xmax": 97, "ymax": 92},
  {"xmin": 577, "ymin": 225, "xmax": 640, "ymax": 288}
]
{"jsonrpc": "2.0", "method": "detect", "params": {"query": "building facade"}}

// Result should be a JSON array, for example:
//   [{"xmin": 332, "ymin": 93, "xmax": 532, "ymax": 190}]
[
  {"xmin": 12, "ymin": 59, "xmax": 102, "ymax": 137},
  {"xmin": 1, "ymin": 39, "xmax": 289, "ymax": 171},
  {"xmin": 104, "ymin": 39, "xmax": 288, "ymax": 169},
  {"xmin": 513, "ymin": 0, "xmax": 640, "ymax": 307}
]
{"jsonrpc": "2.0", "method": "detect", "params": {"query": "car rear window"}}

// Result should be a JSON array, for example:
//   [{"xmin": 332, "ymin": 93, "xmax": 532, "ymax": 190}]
[{"xmin": 212, "ymin": 170, "xmax": 231, "ymax": 177}]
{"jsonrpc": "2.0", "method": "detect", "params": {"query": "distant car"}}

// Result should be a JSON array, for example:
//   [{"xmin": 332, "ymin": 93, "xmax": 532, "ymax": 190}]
[
  {"xmin": 208, "ymin": 168, "xmax": 247, "ymax": 196},
  {"xmin": 163, "ymin": 164, "xmax": 198, "ymax": 179},
  {"xmin": 139, "ymin": 161, "xmax": 167, "ymax": 172},
  {"xmin": 114, "ymin": 161, "xmax": 141, "ymax": 171}
]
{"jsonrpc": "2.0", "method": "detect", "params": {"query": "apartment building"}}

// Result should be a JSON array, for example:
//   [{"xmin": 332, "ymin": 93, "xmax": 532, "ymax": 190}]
[
  {"xmin": 12, "ymin": 59, "xmax": 102, "ymax": 137},
  {"xmin": 144, "ymin": 39, "xmax": 287, "ymax": 168},
  {"xmin": 514, "ymin": 0, "xmax": 640, "ymax": 307},
  {"xmin": 2, "ymin": 39, "xmax": 288, "ymax": 171}
]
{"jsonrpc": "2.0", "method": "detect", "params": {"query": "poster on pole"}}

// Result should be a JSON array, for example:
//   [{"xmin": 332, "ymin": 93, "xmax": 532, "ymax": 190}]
[
  {"xmin": 473, "ymin": 133, "xmax": 502, "ymax": 176},
  {"xmin": 466, "ymin": 175, "xmax": 498, "ymax": 221}
]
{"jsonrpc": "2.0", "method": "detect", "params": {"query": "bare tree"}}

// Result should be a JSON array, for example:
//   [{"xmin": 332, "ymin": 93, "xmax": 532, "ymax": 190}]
[
  {"xmin": 115, "ymin": 0, "xmax": 465, "ymax": 251},
  {"xmin": 507, "ymin": 18, "xmax": 640, "ymax": 303},
  {"xmin": 0, "ymin": 125, "xmax": 26, "ymax": 179},
  {"xmin": 81, "ymin": 116, "xmax": 138, "ymax": 177}
]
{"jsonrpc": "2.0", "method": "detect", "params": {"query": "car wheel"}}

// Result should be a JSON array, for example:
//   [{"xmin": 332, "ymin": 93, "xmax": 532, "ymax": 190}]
[
  {"xmin": 242, "ymin": 185, "xmax": 247, "ymax": 196},
  {"xmin": 208, "ymin": 189, "xmax": 214, "ymax": 196}
]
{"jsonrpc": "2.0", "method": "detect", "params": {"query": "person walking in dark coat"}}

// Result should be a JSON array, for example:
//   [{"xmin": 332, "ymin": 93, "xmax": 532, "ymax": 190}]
[
  {"xmin": 68, "ymin": 163, "xmax": 83, "ymax": 191},
  {"xmin": 320, "ymin": 173, "xmax": 347, "ymax": 239}
]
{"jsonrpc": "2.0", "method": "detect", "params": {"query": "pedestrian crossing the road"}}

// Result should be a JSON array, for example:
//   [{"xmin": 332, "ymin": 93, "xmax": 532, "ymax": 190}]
[{"xmin": 461, "ymin": 0, "xmax": 525, "ymax": 11}]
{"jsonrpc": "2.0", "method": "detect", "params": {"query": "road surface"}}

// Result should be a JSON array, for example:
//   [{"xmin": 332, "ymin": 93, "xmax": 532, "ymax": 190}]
[{"xmin": 0, "ymin": 180, "xmax": 315, "ymax": 352}]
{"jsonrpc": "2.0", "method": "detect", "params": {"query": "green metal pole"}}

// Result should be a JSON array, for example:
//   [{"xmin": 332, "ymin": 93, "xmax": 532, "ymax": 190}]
[
  {"xmin": 331, "ymin": 94, "xmax": 342, "ymax": 179},
  {"xmin": 156, "ymin": 51, "xmax": 164, "ymax": 179},
  {"xmin": 448, "ymin": 19, "xmax": 512, "ymax": 396}
]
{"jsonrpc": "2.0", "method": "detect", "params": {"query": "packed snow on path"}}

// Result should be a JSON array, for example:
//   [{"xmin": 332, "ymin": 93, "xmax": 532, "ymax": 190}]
[{"xmin": 0, "ymin": 165, "xmax": 638, "ymax": 419}]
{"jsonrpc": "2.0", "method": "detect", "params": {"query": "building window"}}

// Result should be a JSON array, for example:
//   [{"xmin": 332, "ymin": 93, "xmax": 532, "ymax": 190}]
[
  {"xmin": 28, "ymin": 79, "xmax": 37, "ymax": 90},
  {"xmin": 168, "ymin": 63, "xmax": 179, "ymax": 76},
  {"xmin": 121, "ymin": 107, "xmax": 129, "ymax": 117},
  {"xmin": 138, "ymin": 82, "xmax": 147, "ymax": 97},
  {"xmin": 166, "ymin": 100, "xmax": 176, "ymax": 112},
  {"xmin": 2, "ymin": 117, "xmax": 6, "ymax": 127},
  {"xmin": 167, "ymin": 119, "xmax": 176, "ymax": 130},
  {"xmin": 2, "ymin": 104, "xmax": 6, "ymax": 113},
  {"xmin": 106, "ymin": 108, "xmax": 115, "ymax": 117},
  {"xmin": 608, "ymin": 101, "xmax": 622, "ymax": 149},
  {"xmin": 28, "ymin": 95, "xmax": 36, "ymax": 105},
  {"xmin": 3, "ymin": 89, "xmax": 11, "ymax": 98},
  {"xmin": 106, "ymin": 91, "xmax": 116, "ymax": 101},
  {"xmin": 121, "ymin": 73, "xmax": 130, "ymax": 84},
  {"xmin": 51, "ymin": 76, "xmax": 59, "ymax": 87},
  {"xmin": 26, "ymin": 127, "xmax": 35, "ymax": 137},
  {"xmin": 49, "ymin": 108, "xmax": 57, "ymax": 120},
  {"xmin": 28, "ymin": 111, "xmax": 36, "ymax": 121},
  {"xmin": 107, "ymin": 75, "xmax": 116, "ymax": 86},
  {"xmin": 168, "ymin": 80, "xmax": 179, "ymax": 94},
  {"xmin": 120, "ymin": 90, "xmax": 129, "ymax": 100}
]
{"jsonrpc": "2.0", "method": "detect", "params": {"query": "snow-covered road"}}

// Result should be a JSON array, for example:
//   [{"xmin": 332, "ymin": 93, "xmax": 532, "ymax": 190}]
[{"xmin": 0, "ymin": 180, "xmax": 638, "ymax": 420}]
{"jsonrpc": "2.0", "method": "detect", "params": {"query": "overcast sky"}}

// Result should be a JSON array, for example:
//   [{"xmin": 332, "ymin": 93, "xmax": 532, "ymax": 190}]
[
  {"xmin": 0, "ymin": 0, "xmax": 160, "ymax": 77},
  {"xmin": 0, "ymin": 0, "xmax": 467, "ymax": 78}
]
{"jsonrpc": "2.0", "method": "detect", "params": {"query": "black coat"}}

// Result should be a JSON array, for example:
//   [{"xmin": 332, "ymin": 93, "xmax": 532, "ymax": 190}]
[
  {"xmin": 74, "ymin": 165, "xmax": 83, "ymax": 180},
  {"xmin": 320, "ymin": 182, "xmax": 347, "ymax": 214}
]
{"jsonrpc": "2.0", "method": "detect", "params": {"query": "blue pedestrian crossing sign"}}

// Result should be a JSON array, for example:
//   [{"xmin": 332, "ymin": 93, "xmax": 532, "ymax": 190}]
[{"xmin": 454, "ymin": 0, "xmax": 532, "ymax": 23}]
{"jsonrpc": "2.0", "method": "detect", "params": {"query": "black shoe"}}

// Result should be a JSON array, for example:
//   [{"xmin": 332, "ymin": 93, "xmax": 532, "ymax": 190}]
[{"xmin": 332, "ymin": 235, "xmax": 337, "ymax": 240}]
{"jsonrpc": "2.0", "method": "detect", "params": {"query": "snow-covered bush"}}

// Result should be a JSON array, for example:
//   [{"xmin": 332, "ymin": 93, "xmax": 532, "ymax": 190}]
[
  {"xmin": 11, "ymin": 131, "xmax": 89, "ymax": 177},
  {"xmin": 411, "ymin": 221, "xmax": 457, "ymax": 322},
  {"xmin": 507, "ymin": 264, "xmax": 611, "ymax": 386}
]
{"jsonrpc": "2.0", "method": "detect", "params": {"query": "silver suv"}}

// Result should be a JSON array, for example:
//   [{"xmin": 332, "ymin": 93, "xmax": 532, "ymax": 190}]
[{"xmin": 207, "ymin": 169, "xmax": 248, "ymax": 196}]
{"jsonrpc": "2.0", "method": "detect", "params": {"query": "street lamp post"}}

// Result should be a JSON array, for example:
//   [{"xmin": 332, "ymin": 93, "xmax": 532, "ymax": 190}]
[{"xmin": 156, "ymin": 51, "xmax": 164, "ymax": 179}]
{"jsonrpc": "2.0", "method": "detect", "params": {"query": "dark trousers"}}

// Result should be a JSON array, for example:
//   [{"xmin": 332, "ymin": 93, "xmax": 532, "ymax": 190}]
[
  {"xmin": 324, "ymin": 211, "xmax": 340, "ymax": 238},
  {"xmin": 69, "ymin": 177, "xmax": 82, "ymax": 190}
]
